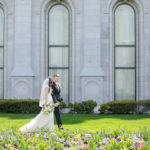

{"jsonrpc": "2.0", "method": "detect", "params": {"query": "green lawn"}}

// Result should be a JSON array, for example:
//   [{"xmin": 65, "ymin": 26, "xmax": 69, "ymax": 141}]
[{"xmin": 0, "ymin": 113, "xmax": 150, "ymax": 132}]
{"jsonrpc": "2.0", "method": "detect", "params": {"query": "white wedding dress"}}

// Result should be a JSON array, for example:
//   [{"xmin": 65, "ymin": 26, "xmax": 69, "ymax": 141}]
[{"xmin": 19, "ymin": 79, "xmax": 54, "ymax": 132}]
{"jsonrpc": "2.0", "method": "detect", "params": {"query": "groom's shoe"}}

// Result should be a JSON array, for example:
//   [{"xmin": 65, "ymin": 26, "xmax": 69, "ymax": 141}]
[{"xmin": 59, "ymin": 125, "xmax": 64, "ymax": 130}]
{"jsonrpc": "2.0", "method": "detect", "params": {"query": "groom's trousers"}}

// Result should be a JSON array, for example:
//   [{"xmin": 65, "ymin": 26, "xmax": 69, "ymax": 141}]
[{"xmin": 54, "ymin": 107, "xmax": 62, "ymax": 127}]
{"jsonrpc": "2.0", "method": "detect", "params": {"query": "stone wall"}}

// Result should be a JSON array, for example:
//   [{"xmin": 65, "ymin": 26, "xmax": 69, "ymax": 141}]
[{"xmin": 1, "ymin": 0, "xmax": 150, "ymax": 105}]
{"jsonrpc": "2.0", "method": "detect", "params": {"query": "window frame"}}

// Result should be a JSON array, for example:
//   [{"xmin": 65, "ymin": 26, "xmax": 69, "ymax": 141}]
[
  {"xmin": 0, "ymin": 6, "xmax": 4, "ymax": 99},
  {"xmin": 48, "ymin": 4, "xmax": 70, "ymax": 104},
  {"xmin": 114, "ymin": 4, "xmax": 136, "ymax": 101}
]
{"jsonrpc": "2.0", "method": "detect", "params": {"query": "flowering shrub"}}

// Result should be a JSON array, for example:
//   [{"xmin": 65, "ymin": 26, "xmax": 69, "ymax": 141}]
[{"xmin": 0, "ymin": 128, "xmax": 149, "ymax": 149}]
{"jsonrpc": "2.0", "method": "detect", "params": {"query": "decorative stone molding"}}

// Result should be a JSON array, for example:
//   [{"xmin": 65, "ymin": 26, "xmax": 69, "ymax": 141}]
[
  {"xmin": 106, "ymin": 0, "xmax": 144, "ymax": 14},
  {"xmin": 11, "ymin": 77, "xmax": 33, "ymax": 99},
  {"xmin": 53, "ymin": 0, "xmax": 65, "ymax": 2},
  {"xmin": 118, "ymin": 0, "xmax": 132, "ymax": 2},
  {"xmin": 81, "ymin": 77, "xmax": 103, "ymax": 105}
]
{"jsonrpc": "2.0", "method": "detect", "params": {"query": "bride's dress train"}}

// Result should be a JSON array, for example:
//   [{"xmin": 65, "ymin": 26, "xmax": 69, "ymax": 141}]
[{"xmin": 19, "ymin": 80, "xmax": 55, "ymax": 132}]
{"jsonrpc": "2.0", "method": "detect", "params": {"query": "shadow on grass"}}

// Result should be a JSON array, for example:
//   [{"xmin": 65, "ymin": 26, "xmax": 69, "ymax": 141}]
[
  {"xmin": 61, "ymin": 114, "xmax": 150, "ymax": 125},
  {"xmin": 0, "ymin": 113, "xmax": 150, "ymax": 125}
]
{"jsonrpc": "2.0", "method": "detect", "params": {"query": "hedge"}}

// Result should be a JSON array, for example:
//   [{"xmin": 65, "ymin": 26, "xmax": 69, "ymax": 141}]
[
  {"xmin": 1, "ymin": 99, "xmax": 149, "ymax": 114},
  {"xmin": 69, "ymin": 100, "xmax": 97, "ymax": 113},
  {"xmin": 59, "ymin": 101, "xmax": 66, "ymax": 108},
  {"xmin": 0, "ymin": 99, "xmax": 41, "ymax": 114},
  {"xmin": 99, "ymin": 100, "xmax": 150, "ymax": 114},
  {"xmin": 0, "ymin": 99, "xmax": 67, "ymax": 114}
]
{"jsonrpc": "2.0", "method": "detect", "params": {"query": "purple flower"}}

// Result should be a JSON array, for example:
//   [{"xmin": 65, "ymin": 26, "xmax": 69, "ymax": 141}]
[
  {"xmin": 110, "ymin": 135, "xmax": 114, "ymax": 139},
  {"xmin": 14, "ymin": 139, "xmax": 17, "ymax": 141},
  {"xmin": 79, "ymin": 146, "xmax": 83, "ymax": 150},
  {"xmin": 66, "ymin": 140, "xmax": 70, "ymax": 145},
  {"xmin": 118, "ymin": 139, "xmax": 122, "ymax": 142},
  {"xmin": 117, "ymin": 136, "xmax": 122, "ymax": 142},
  {"xmin": 43, "ymin": 136, "xmax": 48, "ymax": 139},
  {"xmin": 135, "ymin": 143, "xmax": 138, "ymax": 147}
]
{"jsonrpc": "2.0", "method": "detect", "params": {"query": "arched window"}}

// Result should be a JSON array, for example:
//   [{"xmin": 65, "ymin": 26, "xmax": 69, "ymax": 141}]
[
  {"xmin": 0, "ymin": 7, "xmax": 4, "ymax": 99},
  {"xmin": 48, "ymin": 5, "xmax": 69, "ymax": 104},
  {"xmin": 114, "ymin": 4, "xmax": 136, "ymax": 100}
]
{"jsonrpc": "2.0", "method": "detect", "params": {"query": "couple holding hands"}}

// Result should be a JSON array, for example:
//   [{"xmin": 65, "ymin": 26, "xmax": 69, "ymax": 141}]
[{"xmin": 20, "ymin": 74, "xmax": 64, "ymax": 132}]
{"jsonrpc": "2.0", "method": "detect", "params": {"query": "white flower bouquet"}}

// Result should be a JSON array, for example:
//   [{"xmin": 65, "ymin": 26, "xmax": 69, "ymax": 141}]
[{"xmin": 42, "ymin": 101, "xmax": 55, "ymax": 114}]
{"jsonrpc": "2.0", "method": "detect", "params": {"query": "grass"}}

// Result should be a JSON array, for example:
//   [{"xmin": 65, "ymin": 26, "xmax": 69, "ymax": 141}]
[
  {"xmin": 0, "ymin": 113, "xmax": 150, "ymax": 133},
  {"xmin": 0, "ymin": 113, "xmax": 150, "ymax": 149}
]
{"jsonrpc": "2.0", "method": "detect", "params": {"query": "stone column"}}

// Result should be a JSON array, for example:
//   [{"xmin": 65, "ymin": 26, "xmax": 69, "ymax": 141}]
[
  {"xmin": 80, "ymin": 0, "xmax": 104, "ymax": 105},
  {"xmin": 10, "ymin": 0, "xmax": 34, "ymax": 99}
]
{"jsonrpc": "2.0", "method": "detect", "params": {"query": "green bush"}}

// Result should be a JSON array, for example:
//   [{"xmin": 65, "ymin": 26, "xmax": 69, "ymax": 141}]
[
  {"xmin": 0, "ymin": 99, "xmax": 41, "ymax": 114},
  {"xmin": 82, "ymin": 100, "xmax": 97, "ymax": 113},
  {"xmin": 0, "ymin": 99, "xmax": 97, "ymax": 114},
  {"xmin": 73, "ymin": 102, "xmax": 83, "ymax": 113},
  {"xmin": 59, "ymin": 101, "xmax": 66, "ymax": 109},
  {"xmin": 99, "ymin": 100, "xmax": 150, "ymax": 114},
  {"xmin": 70, "ymin": 100, "xmax": 97, "ymax": 113},
  {"xmin": 136, "ymin": 100, "xmax": 150, "ymax": 114},
  {"xmin": 69, "ymin": 102, "xmax": 73, "ymax": 108}
]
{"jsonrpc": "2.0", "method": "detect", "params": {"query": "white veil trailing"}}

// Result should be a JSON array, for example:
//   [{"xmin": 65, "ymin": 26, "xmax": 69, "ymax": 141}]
[
  {"xmin": 39, "ymin": 78, "xmax": 49, "ymax": 107},
  {"xmin": 19, "ymin": 77, "xmax": 55, "ymax": 132}
]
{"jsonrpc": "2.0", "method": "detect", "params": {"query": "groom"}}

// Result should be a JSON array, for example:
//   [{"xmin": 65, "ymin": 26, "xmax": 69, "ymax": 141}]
[{"xmin": 51, "ymin": 74, "xmax": 64, "ymax": 129}]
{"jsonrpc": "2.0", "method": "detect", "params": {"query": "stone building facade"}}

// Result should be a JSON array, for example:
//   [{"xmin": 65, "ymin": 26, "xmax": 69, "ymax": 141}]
[{"xmin": 0, "ymin": 0, "xmax": 149, "ymax": 106}]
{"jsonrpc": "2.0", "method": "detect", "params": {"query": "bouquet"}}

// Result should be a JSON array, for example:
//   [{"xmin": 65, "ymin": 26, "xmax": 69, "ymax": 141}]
[{"xmin": 42, "ymin": 101, "xmax": 55, "ymax": 114}]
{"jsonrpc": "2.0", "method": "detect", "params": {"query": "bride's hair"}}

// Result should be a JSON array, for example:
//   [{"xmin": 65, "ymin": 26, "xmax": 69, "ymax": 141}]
[{"xmin": 48, "ymin": 77, "xmax": 53, "ymax": 92}]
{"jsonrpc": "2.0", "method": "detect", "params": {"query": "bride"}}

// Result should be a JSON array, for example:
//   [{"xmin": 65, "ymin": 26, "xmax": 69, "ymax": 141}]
[{"xmin": 19, "ymin": 77, "xmax": 57, "ymax": 132}]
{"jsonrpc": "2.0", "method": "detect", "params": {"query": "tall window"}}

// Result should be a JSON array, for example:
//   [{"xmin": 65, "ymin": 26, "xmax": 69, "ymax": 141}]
[
  {"xmin": 48, "ymin": 5, "xmax": 69, "ymax": 104},
  {"xmin": 114, "ymin": 4, "xmax": 136, "ymax": 100},
  {"xmin": 0, "ymin": 8, "xmax": 4, "ymax": 99}
]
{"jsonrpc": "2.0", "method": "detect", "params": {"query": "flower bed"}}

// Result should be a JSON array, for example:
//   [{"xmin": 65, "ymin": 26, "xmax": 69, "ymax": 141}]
[{"xmin": 0, "ymin": 128, "xmax": 150, "ymax": 150}]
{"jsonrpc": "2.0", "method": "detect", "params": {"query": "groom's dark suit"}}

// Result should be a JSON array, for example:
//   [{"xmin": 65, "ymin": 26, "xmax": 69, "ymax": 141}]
[{"xmin": 51, "ymin": 81, "xmax": 62, "ymax": 128}]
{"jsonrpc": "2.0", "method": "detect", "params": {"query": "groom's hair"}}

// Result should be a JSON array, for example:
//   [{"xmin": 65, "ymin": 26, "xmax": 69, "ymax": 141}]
[{"xmin": 53, "ymin": 74, "xmax": 60, "ymax": 78}]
